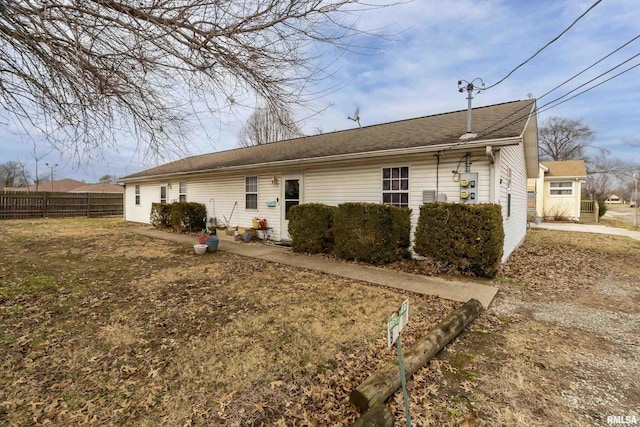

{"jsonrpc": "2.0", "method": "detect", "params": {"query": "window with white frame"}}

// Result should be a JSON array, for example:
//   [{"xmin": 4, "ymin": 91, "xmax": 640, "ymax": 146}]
[
  {"xmin": 160, "ymin": 185, "xmax": 167, "ymax": 204},
  {"xmin": 245, "ymin": 176, "xmax": 258, "ymax": 209},
  {"xmin": 549, "ymin": 181, "xmax": 573, "ymax": 196},
  {"xmin": 135, "ymin": 185, "xmax": 141, "ymax": 205},
  {"xmin": 382, "ymin": 167, "xmax": 409, "ymax": 207},
  {"xmin": 179, "ymin": 181, "xmax": 187, "ymax": 202}
]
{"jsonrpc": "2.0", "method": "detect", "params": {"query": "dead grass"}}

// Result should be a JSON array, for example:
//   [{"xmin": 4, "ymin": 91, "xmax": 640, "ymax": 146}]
[{"xmin": 0, "ymin": 217, "xmax": 458, "ymax": 426}]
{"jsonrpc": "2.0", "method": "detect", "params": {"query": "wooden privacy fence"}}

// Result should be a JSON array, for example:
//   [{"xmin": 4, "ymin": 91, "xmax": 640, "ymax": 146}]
[{"xmin": 0, "ymin": 191, "xmax": 123, "ymax": 220}]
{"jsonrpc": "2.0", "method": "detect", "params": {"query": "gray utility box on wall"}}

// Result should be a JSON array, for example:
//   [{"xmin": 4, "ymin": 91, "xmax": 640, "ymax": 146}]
[{"xmin": 459, "ymin": 172, "xmax": 479, "ymax": 204}]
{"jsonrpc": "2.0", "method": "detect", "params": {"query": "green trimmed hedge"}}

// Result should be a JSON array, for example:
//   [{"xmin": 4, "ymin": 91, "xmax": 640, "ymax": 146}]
[
  {"xmin": 150, "ymin": 203, "xmax": 172, "ymax": 228},
  {"xmin": 288, "ymin": 203, "xmax": 337, "ymax": 254},
  {"xmin": 333, "ymin": 203, "xmax": 411, "ymax": 265},
  {"xmin": 170, "ymin": 202, "xmax": 207, "ymax": 232},
  {"xmin": 414, "ymin": 203, "xmax": 504, "ymax": 277},
  {"xmin": 150, "ymin": 202, "xmax": 206, "ymax": 232}
]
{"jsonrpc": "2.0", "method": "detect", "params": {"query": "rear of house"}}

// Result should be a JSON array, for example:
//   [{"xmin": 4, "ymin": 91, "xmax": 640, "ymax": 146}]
[{"xmin": 120, "ymin": 100, "xmax": 539, "ymax": 262}]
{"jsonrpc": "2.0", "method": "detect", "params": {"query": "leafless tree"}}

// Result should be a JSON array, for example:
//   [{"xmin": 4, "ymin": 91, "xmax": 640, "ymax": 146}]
[
  {"xmin": 0, "ymin": 0, "xmax": 391, "ymax": 160},
  {"xmin": 99, "ymin": 174, "xmax": 115, "ymax": 183},
  {"xmin": 237, "ymin": 105, "xmax": 302, "ymax": 147},
  {"xmin": 0, "ymin": 161, "xmax": 30, "ymax": 188},
  {"xmin": 584, "ymin": 153, "xmax": 635, "ymax": 201},
  {"xmin": 538, "ymin": 117, "xmax": 604, "ymax": 162}
]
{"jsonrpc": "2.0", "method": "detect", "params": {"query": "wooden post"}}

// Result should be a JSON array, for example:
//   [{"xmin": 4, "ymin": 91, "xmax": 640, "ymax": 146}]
[
  {"xmin": 350, "ymin": 298, "xmax": 484, "ymax": 412},
  {"xmin": 352, "ymin": 402, "xmax": 395, "ymax": 427},
  {"xmin": 43, "ymin": 192, "xmax": 48, "ymax": 218},
  {"xmin": 87, "ymin": 193, "xmax": 92, "ymax": 217}
]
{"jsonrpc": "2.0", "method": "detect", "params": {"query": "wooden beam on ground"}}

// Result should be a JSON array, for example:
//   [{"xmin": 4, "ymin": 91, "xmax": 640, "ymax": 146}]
[
  {"xmin": 351, "ymin": 402, "xmax": 395, "ymax": 427},
  {"xmin": 349, "ymin": 298, "xmax": 484, "ymax": 412}
]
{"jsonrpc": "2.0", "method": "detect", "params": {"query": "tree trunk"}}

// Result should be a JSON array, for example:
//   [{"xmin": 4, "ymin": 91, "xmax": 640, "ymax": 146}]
[
  {"xmin": 349, "ymin": 298, "xmax": 484, "ymax": 412},
  {"xmin": 351, "ymin": 402, "xmax": 395, "ymax": 427}
]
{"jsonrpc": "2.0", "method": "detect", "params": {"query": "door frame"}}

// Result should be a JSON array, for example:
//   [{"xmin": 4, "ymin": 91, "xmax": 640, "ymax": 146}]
[{"xmin": 280, "ymin": 174, "xmax": 304, "ymax": 241}]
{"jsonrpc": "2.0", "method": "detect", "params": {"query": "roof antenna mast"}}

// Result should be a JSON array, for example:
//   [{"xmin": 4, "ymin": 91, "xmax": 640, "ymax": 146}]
[
  {"xmin": 348, "ymin": 107, "xmax": 361, "ymax": 128},
  {"xmin": 458, "ymin": 78, "xmax": 485, "ymax": 140}
]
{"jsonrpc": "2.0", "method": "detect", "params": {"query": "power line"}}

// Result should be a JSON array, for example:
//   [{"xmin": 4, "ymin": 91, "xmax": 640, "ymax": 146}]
[
  {"xmin": 474, "ymin": 35, "xmax": 640, "ymax": 136},
  {"xmin": 484, "ymin": 0, "xmax": 603, "ymax": 90}
]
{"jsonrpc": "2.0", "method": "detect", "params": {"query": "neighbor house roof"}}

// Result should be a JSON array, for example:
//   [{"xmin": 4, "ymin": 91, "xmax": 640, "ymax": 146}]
[
  {"xmin": 540, "ymin": 160, "xmax": 587, "ymax": 178},
  {"xmin": 5, "ymin": 178, "xmax": 85, "ymax": 192},
  {"xmin": 4, "ymin": 179, "xmax": 123, "ymax": 193},
  {"xmin": 69, "ymin": 183, "xmax": 124, "ymax": 193},
  {"xmin": 121, "ymin": 99, "xmax": 537, "ymax": 181}
]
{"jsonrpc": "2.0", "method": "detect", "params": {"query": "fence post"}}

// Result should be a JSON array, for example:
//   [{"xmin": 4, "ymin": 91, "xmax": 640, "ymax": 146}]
[
  {"xmin": 87, "ymin": 193, "xmax": 91, "ymax": 217},
  {"xmin": 43, "ymin": 192, "xmax": 48, "ymax": 218}
]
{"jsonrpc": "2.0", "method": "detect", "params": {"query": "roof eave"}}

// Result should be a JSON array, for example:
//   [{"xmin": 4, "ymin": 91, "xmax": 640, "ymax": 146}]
[{"xmin": 119, "ymin": 136, "xmax": 524, "ymax": 183}]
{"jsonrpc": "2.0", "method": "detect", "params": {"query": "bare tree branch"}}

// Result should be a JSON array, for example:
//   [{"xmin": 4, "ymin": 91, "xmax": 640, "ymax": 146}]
[
  {"xmin": 0, "ymin": 0, "xmax": 392, "ymax": 161},
  {"xmin": 237, "ymin": 104, "xmax": 302, "ymax": 147}
]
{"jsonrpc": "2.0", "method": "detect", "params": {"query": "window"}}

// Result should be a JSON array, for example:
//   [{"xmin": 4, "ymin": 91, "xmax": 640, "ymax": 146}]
[
  {"xmin": 382, "ymin": 167, "xmax": 409, "ymax": 207},
  {"xmin": 179, "ymin": 181, "xmax": 187, "ymax": 202},
  {"xmin": 160, "ymin": 185, "xmax": 167, "ymax": 204},
  {"xmin": 549, "ymin": 181, "xmax": 573, "ymax": 196},
  {"xmin": 245, "ymin": 176, "xmax": 258, "ymax": 210},
  {"xmin": 507, "ymin": 193, "xmax": 512, "ymax": 218},
  {"xmin": 135, "ymin": 185, "xmax": 140, "ymax": 205}
]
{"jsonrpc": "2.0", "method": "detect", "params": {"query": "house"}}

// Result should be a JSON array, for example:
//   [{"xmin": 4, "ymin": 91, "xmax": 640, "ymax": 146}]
[
  {"xmin": 4, "ymin": 179, "xmax": 123, "ymax": 193},
  {"xmin": 605, "ymin": 194, "xmax": 622, "ymax": 204},
  {"xmin": 527, "ymin": 160, "xmax": 587, "ymax": 222},
  {"xmin": 119, "ymin": 100, "xmax": 539, "ymax": 262}
]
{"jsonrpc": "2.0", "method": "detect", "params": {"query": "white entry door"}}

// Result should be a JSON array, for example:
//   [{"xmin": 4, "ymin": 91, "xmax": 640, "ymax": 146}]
[{"xmin": 281, "ymin": 174, "xmax": 303, "ymax": 241}]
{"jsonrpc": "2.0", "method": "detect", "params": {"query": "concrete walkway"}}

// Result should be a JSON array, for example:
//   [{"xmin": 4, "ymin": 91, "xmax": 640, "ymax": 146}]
[
  {"xmin": 131, "ymin": 227, "xmax": 498, "ymax": 308},
  {"xmin": 530, "ymin": 222, "xmax": 640, "ymax": 241}
]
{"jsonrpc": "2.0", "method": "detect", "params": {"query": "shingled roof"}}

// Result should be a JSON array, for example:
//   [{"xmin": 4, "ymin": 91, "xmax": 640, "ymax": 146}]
[
  {"xmin": 121, "ymin": 99, "xmax": 536, "ymax": 180},
  {"xmin": 540, "ymin": 160, "xmax": 587, "ymax": 178}
]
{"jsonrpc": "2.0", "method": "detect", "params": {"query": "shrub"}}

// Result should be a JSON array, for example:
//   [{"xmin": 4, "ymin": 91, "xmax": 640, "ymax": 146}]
[
  {"xmin": 333, "ymin": 203, "xmax": 411, "ymax": 265},
  {"xmin": 597, "ymin": 199, "xmax": 607, "ymax": 217},
  {"xmin": 150, "ymin": 203, "xmax": 172, "ymax": 228},
  {"xmin": 288, "ymin": 203, "xmax": 337, "ymax": 254},
  {"xmin": 414, "ymin": 203, "xmax": 504, "ymax": 277},
  {"xmin": 170, "ymin": 202, "xmax": 207, "ymax": 232}
]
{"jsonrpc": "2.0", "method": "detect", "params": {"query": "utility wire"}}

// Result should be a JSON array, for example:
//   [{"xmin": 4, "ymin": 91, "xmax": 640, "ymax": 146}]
[
  {"xmin": 474, "ymin": 34, "xmax": 640, "ymax": 136},
  {"xmin": 477, "ymin": 60, "xmax": 640, "ymax": 137},
  {"xmin": 484, "ymin": 0, "xmax": 603, "ymax": 90}
]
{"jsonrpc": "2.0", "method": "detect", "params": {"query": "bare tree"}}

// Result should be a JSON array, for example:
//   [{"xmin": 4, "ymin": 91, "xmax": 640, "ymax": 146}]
[
  {"xmin": 538, "ymin": 117, "xmax": 603, "ymax": 162},
  {"xmin": 99, "ymin": 174, "xmax": 115, "ymax": 183},
  {"xmin": 0, "ymin": 0, "xmax": 390, "ymax": 161},
  {"xmin": 237, "ymin": 105, "xmax": 302, "ymax": 147},
  {"xmin": 584, "ymin": 154, "xmax": 635, "ymax": 201},
  {"xmin": 0, "ymin": 161, "xmax": 30, "ymax": 188}
]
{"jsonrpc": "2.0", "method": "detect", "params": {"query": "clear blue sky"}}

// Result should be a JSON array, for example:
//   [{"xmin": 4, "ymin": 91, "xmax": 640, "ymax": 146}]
[{"xmin": 1, "ymin": 0, "xmax": 638, "ymax": 182}]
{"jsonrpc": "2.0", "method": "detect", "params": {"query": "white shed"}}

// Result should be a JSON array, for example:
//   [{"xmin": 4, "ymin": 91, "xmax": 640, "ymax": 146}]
[{"xmin": 119, "ymin": 100, "xmax": 539, "ymax": 262}]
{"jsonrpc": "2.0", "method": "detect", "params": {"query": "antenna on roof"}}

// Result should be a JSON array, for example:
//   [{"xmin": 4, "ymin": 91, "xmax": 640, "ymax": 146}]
[
  {"xmin": 348, "ymin": 107, "xmax": 361, "ymax": 128},
  {"xmin": 458, "ymin": 78, "xmax": 484, "ymax": 140}
]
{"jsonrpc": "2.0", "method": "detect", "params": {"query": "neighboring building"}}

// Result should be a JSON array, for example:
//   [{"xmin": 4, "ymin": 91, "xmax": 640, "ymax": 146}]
[
  {"xmin": 528, "ymin": 160, "xmax": 587, "ymax": 222},
  {"xmin": 119, "ymin": 100, "xmax": 539, "ymax": 262},
  {"xmin": 605, "ymin": 194, "xmax": 622, "ymax": 204},
  {"xmin": 4, "ymin": 179, "xmax": 123, "ymax": 193}
]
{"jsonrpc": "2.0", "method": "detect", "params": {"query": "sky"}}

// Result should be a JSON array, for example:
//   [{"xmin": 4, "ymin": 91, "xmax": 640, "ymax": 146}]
[{"xmin": 1, "ymin": 0, "xmax": 639, "ymax": 183}]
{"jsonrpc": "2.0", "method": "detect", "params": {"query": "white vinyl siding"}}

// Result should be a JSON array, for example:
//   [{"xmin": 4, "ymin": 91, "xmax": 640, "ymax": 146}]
[{"xmin": 497, "ymin": 143, "xmax": 528, "ymax": 262}]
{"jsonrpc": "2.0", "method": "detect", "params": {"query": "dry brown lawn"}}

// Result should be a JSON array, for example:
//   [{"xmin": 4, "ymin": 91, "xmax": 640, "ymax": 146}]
[
  {"xmin": 0, "ymin": 218, "xmax": 458, "ymax": 426},
  {"xmin": 2, "ymin": 219, "xmax": 639, "ymax": 426}
]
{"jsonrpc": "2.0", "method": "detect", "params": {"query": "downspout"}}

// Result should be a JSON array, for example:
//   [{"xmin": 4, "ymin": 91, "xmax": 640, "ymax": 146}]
[
  {"xmin": 486, "ymin": 146, "xmax": 496, "ymax": 203},
  {"xmin": 435, "ymin": 152, "xmax": 440, "ymax": 196}
]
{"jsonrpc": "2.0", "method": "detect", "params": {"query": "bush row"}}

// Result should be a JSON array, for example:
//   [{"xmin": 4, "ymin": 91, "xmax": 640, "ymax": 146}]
[
  {"xmin": 414, "ymin": 203, "xmax": 504, "ymax": 277},
  {"xmin": 288, "ymin": 202, "xmax": 411, "ymax": 265},
  {"xmin": 150, "ymin": 202, "xmax": 207, "ymax": 232},
  {"xmin": 289, "ymin": 201, "xmax": 504, "ymax": 277}
]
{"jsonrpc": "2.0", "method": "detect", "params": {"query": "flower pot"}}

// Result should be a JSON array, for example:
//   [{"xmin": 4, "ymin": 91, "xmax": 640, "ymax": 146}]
[
  {"xmin": 193, "ymin": 244, "xmax": 208, "ymax": 255},
  {"xmin": 205, "ymin": 237, "xmax": 219, "ymax": 252}
]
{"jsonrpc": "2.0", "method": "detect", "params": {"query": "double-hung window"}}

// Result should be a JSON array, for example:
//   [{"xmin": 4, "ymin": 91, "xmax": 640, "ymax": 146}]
[
  {"xmin": 549, "ymin": 181, "xmax": 573, "ymax": 196},
  {"xmin": 160, "ymin": 185, "xmax": 167, "ymax": 204},
  {"xmin": 382, "ymin": 167, "xmax": 409, "ymax": 207},
  {"xmin": 245, "ymin": 176, "xmax": 258, "ymax": 210},
  {"xmin": 135, "ymin": 185, "xmax": 141, "ymax": 205},
  {"xmin": 178, "ymin": 181, "xmax": 187, "ymax": 202}
]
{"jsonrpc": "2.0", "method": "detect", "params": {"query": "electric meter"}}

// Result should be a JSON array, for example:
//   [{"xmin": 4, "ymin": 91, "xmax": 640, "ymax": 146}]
[
  {"xmin": 460, "ymin": 178, "xmax": 469, "ymax": 187},
  {"xmin": 460, "ymin": 190, "xmax": 469, "ymax": 199}
]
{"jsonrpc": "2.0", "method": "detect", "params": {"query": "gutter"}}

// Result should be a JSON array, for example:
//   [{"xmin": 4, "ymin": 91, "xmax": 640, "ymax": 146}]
[{"xmin": 119, "ymin": 136, "xmax": 523, "ymax": 183}]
